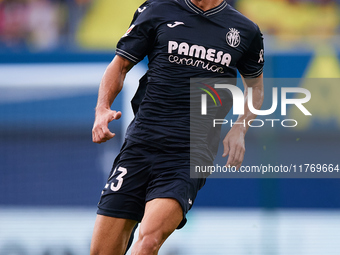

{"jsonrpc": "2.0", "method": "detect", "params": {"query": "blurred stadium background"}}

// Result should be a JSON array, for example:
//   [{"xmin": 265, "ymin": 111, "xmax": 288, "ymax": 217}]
[{"xmin": 1, "ymin": 0, "xmax": 340, "ymax": 254}]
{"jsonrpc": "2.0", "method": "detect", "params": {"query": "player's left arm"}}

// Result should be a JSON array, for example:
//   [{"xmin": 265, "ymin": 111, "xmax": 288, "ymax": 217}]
[{"xmin": 222, "ymin": 73, "xmax": 264, "ymax": 169}]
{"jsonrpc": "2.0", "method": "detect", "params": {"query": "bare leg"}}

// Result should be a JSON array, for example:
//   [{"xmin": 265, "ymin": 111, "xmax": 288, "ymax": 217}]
[
  {"xmin": 131, "ymin": 198, "xmax": 183, "ymax": 255},
  {"xmin": 90, "ymin": 215, "xmax": 137, "ymax": 255}
]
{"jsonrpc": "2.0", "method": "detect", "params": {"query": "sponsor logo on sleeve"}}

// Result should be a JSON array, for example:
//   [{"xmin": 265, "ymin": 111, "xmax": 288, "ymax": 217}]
[
  {"xmin": 258, "ymin": 49, "xmax": 264, "ymax": 63},
  {"xmin": 138, "ymin": 7, "xmax": 147, "ymax": 13},
  {"xmin": 122, "ymin": 24, "xmax": 135, "ymax": 38}
]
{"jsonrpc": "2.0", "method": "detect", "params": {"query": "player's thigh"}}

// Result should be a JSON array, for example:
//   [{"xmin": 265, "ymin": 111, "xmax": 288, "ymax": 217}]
[
  {"xmin": 138, "ymin": 198, "xmax": 183, "ymax": 243},
  {"xmin": 98, "ymin": 139, "xmax": 156, "ymax": 222},
  {"xmin": 91, "ymin": 214, "xmax": 137, "ymax": 255}
]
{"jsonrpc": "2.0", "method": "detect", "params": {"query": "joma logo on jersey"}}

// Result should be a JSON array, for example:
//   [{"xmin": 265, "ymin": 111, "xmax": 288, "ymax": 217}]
[{"xmin": 168, "ymin": 41, "xmax": 232, "ymax": 67}]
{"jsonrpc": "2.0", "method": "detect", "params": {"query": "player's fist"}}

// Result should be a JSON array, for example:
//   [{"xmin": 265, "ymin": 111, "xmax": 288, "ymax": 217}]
[{"xmin": 92, "ymin": 109, "xmax": 122, "ymax": 144}]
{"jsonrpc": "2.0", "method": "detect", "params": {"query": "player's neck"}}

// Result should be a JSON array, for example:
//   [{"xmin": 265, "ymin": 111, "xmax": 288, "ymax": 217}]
[{"xmin": 190, "ymin": 0, "xmax": 224, "ymax": 11}]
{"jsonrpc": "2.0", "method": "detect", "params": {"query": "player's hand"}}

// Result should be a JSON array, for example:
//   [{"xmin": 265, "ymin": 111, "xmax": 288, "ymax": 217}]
[
  {"xmin": 222, "ymin": 126, "xmax": 246, "ymax": 170},
  {"xmin": 92, "ymin": 108, "xmax": 122, "ymax": 144}
]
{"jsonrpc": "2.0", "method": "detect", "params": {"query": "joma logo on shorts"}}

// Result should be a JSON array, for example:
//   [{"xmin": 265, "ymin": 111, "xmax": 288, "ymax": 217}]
[{"xmin": 168, "ymin": 41, "xmax": 232, "ymax": 67}]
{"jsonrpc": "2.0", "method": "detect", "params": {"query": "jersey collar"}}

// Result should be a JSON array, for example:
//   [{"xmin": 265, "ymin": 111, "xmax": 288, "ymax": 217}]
[{"xmin": 183, "ymin": 0, "xmax": 228, "ymax": 16}]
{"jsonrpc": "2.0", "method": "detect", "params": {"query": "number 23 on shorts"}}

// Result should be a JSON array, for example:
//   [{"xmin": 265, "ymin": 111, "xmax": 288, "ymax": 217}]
[{"xmin": 105, "ymin": 166, "xmax": 128, "ymax": 192}]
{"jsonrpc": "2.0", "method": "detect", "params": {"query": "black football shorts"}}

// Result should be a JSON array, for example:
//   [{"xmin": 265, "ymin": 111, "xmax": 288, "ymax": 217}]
[{"xmin": 97, "ymin": 138, "xmax": 206, "ymax": 229}]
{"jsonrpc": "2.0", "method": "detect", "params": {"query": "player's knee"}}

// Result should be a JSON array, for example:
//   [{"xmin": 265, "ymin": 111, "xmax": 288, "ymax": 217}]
[
  {"xmin": 136, "ymin": 233, "xmax": 162, "ymax": 254},
  {"xmin": 90, "ymin": 243, "xmax": 113, "ymax": 255},
  {"xmin": 89, "ymin": 245, "xmax": 102, "ymax": 255},
  {"xmin": 90, "ymin": 241, "xmax": 125, "ymax": 255}
]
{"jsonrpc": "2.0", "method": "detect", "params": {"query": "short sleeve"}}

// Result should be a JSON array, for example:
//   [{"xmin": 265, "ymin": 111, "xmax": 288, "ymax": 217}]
[
  {"xmin": 115, "ymin": 1, "xmax": 156, "ymax": 64},
  {"xmin": 236, "ymin": 25, "xmax": 264, "ymax": 78}
]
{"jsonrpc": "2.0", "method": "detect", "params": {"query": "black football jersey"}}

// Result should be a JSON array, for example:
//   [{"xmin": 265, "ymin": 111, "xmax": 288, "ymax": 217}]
[{"xmin": 116, "ymin": 0, "xmax": 264, "ymax": 154}]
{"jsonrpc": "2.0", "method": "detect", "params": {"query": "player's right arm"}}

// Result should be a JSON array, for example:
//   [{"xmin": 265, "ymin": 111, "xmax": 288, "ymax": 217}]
[{"xmin": 92, "ymin": 55, "xmax": 134, "ymax": 144}]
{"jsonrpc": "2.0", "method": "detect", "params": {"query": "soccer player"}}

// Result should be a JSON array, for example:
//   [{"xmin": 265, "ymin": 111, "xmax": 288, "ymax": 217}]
[{"xmin": 90, "ymin": 0, "xmax": 264, "ymax": 254}]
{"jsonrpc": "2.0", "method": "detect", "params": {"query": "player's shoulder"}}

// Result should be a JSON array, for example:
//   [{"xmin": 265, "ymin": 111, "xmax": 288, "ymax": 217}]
[
  {"xmin": 224, "ymin": 4, "xmax": 260, "ymax": 33},
  {"xmin": 138, "ymin": 0, "xmax": 180, "ymax": 11},
  {"xmin": 132, "ymin": 0, "xmax": 182, "ymax": 23}
]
